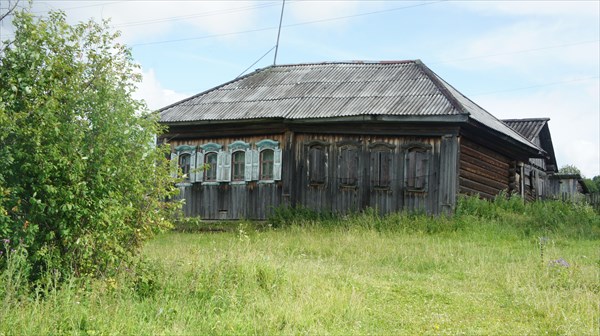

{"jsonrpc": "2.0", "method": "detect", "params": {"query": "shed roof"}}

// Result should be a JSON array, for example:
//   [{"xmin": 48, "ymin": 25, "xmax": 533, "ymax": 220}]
[
  {"xmin": 503, "ymin": 118, "xmax": 557, "ymax": 171},
  {"xmin": 502, "ymin": 118, "xmax": 550, "ymax": 142},
  {"xmin": 159, "ymin": 60, "xmax": 541, "ymax": 153}
]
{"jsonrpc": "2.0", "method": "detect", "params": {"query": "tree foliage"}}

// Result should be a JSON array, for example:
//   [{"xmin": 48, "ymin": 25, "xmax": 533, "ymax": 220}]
[
  {"xmin": 558, "ymin": 164, "xmax": 582, "ymax": 175},
  {"xmin": 584, "ymin": 176, "xmax": 600, "ymax": 194},
  {"xmin": 0, "ymin": 11, "xmax": 179, "ymax": 281}
]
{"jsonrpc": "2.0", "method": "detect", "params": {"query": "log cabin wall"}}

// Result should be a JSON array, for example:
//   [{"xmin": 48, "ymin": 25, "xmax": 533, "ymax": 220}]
[{"xmin": 458, "ymin": 137, "xmax": 512, "ymax": 199}]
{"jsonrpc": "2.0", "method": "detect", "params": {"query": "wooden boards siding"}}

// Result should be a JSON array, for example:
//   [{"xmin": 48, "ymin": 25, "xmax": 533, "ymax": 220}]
[
  {"xmin": 294, "ymin": 133, "xmax": 458, "ymax": 216},
  {"xmin": 459, "ymin": 137, "xmax": 511, "ymax": 199},
  {"xmin": 172, "ymin": 135, "xmax": 285, "ymax": 220},
  {"xmin": 169, "ymin": 130, "xmax": 462, "ymax": 219}
]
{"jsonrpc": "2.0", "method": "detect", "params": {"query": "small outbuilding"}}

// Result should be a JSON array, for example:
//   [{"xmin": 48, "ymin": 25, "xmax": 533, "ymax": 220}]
[
  {"xmin": 502, "ymin": 118, "xmax": 558, "ymax": 201},
  {"xmin": 158, "ymin": 60, "xmax": 546, "ymax": 219},
  {"xmin": 548, "ymin": 174, "xmax": 590, "ymax": 202}
]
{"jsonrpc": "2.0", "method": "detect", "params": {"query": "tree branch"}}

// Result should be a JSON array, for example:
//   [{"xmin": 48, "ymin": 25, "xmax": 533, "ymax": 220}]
[{"xmin": 0, "ymin": 0, "xmax": 21, "ymax": 22}]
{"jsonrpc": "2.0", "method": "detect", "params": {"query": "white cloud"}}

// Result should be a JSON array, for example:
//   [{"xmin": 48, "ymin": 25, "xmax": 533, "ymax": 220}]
[
  {"xmin": 133, "ymin": 68, "xmax": 189, "ymax": 111},
  {"xmin": 475, "ymin": 82, "xmax": 600, "ymax": 177},
  {"xmin": 287, "ymin": 0, "xmax": 362, "ymax": 28},
  {"xmin": 453, "ymin": 1, "xmax": 599, "ymax": 18},
  {"xmin": 30, "ymin": 1, "xmax": 266, "ymax": 44},
  {"xmin": 440, "ymin": 21, "xmax": 599, "ymax": 75}
]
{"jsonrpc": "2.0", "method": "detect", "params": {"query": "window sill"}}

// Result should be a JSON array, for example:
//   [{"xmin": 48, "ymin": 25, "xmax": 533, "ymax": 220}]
[
  {"xmin": 176, "ymin": 182, "xmax": 192, "ymax": 187},
  {"xmin": 373, "ymin": 186, "xmax": 391, "ymax": 191},
  {"xmin": 230, "ymin": 181, "xmax": 247, "ymax": 185},
  {"xmin": 258, "ymin": 180, "xmax": 275, "ymax": 184},
  {"xmin": 201, "ymin": 181, "xmax": 220, "ymax": 186}
]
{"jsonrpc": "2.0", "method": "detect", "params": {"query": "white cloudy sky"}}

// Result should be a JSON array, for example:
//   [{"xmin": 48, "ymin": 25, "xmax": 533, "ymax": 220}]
[{"xmin": 1, "ymin": 0, "xmax": 599, "ymax": 177}]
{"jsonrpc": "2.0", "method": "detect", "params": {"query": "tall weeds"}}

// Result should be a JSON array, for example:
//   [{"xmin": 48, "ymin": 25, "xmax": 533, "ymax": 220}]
[{"xmin": 268, "ymin": 196, "xmax": 599, "ymax": 239}]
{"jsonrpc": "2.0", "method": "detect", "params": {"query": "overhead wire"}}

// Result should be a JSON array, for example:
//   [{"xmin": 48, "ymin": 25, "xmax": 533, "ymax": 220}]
[
  {"xmin": 112, "ymin": 2, "xmax": 282, "ymax": 28},
  {"xmin": 30, "ymin": 1, "xmax": 127, "ymax": 13},
  {"xmin": 470, "ymin": 76, "xmax": 600, "ymax": 96},
  {"xmin": 431, "ymin": 40, "xmax": 600, "ymax": 65},
  {"xmin": 14, "ymin": 0, "xmax": 599, "ymax": 96},
  {"xmin": 130, "ymin": 1, "xmax": 446, "ymax": 47}
]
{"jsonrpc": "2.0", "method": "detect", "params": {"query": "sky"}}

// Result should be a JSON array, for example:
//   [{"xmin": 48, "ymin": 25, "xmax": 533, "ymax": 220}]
[{"xmin": 1, "ymin": 0, "xmax": 599, "ymax": 177}]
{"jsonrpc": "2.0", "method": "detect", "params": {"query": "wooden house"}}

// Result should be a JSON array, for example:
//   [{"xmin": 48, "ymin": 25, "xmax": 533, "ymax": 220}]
[
  {"xmin": 158, "ymin": 60, "xmax": 545, "ymax": 219},
  {"xmin": 502, "ymin": 118, "xmax": 558, "ymax": 201}
]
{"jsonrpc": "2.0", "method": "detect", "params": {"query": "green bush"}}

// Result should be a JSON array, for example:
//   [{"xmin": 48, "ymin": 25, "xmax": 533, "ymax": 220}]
[{"xmin": 0, "ymin": 11, "xmax": 179, "ymax": 285}]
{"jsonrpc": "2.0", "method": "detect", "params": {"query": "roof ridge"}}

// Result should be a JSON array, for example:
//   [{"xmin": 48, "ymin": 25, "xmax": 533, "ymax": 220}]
[
  {"xmin": 415, "ymin": 61, "xmax": 469, "ymax": 116},
  {"xmin": 271, "ymin": 60, "xmax": 418, "ymax": 68},
  {"xmin": 502, "ymin": 118, "xmax": 550, "ymax": 122}
]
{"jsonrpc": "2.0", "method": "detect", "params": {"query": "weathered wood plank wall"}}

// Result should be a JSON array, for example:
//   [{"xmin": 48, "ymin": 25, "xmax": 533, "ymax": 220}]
[
  {"xmin": 172, "ymin": 134, "xmax": 285, "ymax": 220},
  {"xmin": 293, "ymin": 133, "xmax": 458, "ymax": 216},
  {"xmin": 169, "ymin": 128, "xmax": 465, "ymax": 219}
]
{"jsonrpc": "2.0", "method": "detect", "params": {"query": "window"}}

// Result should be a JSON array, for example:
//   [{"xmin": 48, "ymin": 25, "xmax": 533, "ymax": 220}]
[
  {"xmin": 404, "ymin": 144, "xmax": 431, "ymax": 192},
  {"xmin": 308, "ymin": 143, "xmax": 328, "ymax": 185},
  {"xmin": 179, "ymin": 153, "xmax": 191, "ymax": 180},
  {"xmin": 204, "ymin": 152, "xmax": 218, "ymax": 182},
  {"xmin": 260, "ymin": 149, "xmax": 274, "ymax": 180},
  {"xmin": 231, "ymin": 151, "xmax": 245, "ymax": 181},
  {"xmin": 256, "ymin": 139, "xmax": 282, "ymax": 182},
  {"xmin": 369, "ymin": 142, "xmax": 395, "ymax": 188},
  {"xmin": 338, "ymin": 146, "xmax": 358, "ymax": 186},
  {"xmin": 171, "ymin": 145, "xmax": 197, "ymax": 183}
]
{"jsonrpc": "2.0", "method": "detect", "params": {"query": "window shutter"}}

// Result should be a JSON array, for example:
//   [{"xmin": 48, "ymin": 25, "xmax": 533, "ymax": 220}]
[
  {"xmin": 189, "ymin": 151, "xmax": 197, "ymax": 183},
  {"xmin": 217, "ymin": 150, "xmax": 231, "ymax": 182},
  {"xmin": 417, "ymin": 151, "xmax": 429, "ymax": 190},
  {"xmin": 309, "ymin": 147, "xmax": 326, "ymax": 184},
  {"xmin": 381, "ymin": 151, "xmax": 391, "ymax": 187},
  {"xmin": 170, "ymin": 152, "xmax": 178, "ymax": 179},
  {"xmin": 370, "ymin": 152, "xmax": 378, "ymax": 185},
  {"xmin": 196, "ymin": 151, "xmax": 204, "ymax": 182},
  {"xmin": 273, "ymin": 148, "xmax": 282, "ymax": 181},
  {"xmin": 406, "ymin": 148, "xmax": 429, "ymax": 191},
  {"xmin": 252, "ymin": 149, "xmax": 260, "ymax": 181},
  {"xmin": 245, "ymin": 148, "xmax": 253, "ymax": 181},
  {"xmin": 223, "ymin": 151, "xmax": 231, "ymax": 182}
]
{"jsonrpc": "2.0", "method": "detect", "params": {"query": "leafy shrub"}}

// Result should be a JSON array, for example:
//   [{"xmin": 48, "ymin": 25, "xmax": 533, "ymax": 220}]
[{"xmin": 0, "ymin": 11, "xmax": 179, "ymax": 284}]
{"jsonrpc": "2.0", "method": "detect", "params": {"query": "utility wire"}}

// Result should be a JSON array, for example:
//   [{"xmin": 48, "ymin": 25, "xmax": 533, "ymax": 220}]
[
  {"xmin": 431, "ymin": 40, "xmax": 600, "ymax": 65},
  {"xmin": 112, "ymin": 2, "xmax": 282, "ymax": 28},
  {"xmin": 31, "ymin": 1, "xmax": 127, "ymax": 13},
  {"xmin": 471, "ymin": 76, "xmax": 599, "ymax": 96},
  {"xmin": 237, "ymin": 46, "xmax": 277, "ymax": 78},
  {"xmin": 131, "ymin": 1, "xmax": 445, "ymax": 47}
]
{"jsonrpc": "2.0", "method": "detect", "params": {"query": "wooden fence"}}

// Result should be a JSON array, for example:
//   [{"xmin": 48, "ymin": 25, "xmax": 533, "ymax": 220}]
[{"xmin": 586, "ymin": 193, "xmax": 600, "ymax": 212}]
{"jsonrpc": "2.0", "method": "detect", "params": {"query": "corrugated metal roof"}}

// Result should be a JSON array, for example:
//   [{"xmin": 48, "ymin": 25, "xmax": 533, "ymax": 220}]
[
  {"xmin": 502, "ymin": 118, "xmax": 550, "ymax": 142},
  {"xmin": 159, "ymin": 61, "xmax": 461, "ymax": 122},
  {"xmin": 159, "ymin": 60, "xmax": 541, "ymax": 152},
  {"xmin": 503, "ymin": 118, "xmax": 557, "ymax": 170}
]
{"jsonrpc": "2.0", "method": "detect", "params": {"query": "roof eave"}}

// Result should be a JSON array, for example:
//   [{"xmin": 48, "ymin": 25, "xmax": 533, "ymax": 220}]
[
  {"xmin": 158, "ymin": 114, "xmax": 470, "ymax": 126},
  {"xmin": 465, "ymin": 119, "xmax": 546, "ymax": 160}
]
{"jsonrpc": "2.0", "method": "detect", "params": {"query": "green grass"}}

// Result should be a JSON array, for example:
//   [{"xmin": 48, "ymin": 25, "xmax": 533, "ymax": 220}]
[{"xmin": 1, "ymin": 198, "xmax": 599, "ymax": 335}]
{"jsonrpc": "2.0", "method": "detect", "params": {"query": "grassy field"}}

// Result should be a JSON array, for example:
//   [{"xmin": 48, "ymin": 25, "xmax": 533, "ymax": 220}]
[{"xmin": 1, "ymin": 198, "xmax": 599, "ymax": 335}]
